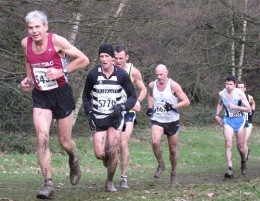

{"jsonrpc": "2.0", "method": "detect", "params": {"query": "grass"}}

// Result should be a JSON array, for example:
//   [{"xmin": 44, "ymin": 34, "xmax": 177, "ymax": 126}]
[{"xmin": 0, "ymin": 126, "xmax": 260, "ymax": 201}]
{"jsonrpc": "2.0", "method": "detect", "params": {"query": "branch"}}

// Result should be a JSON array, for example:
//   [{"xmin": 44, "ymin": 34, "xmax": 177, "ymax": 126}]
[{"xmin": 0, "ymin": 81, "xmax": 32, "ymax": 101}]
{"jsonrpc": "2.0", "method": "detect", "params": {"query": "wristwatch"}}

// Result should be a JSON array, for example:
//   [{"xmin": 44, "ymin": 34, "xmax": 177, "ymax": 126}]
[{"xmin": 62, "ymin": 68, "xmax": 68, "ymax": 75}]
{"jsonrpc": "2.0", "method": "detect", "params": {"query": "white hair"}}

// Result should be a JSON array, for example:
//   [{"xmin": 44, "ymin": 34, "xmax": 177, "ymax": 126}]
[{"xmin": 25, "ymin": 10, "xmax": 48, "ymax": 25}]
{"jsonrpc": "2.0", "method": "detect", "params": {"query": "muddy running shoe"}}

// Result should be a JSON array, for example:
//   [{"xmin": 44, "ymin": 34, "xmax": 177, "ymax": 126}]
[
  {"xmin": 105, "ymin": 181, "xmax": 117, "ymax": 192},
  {"xmin": 120, "ymin": 176, "xmax": 130, "ymax": 189},
  {"xmin": 241, "ymin": 160, "xmax": 247, "ymax": 176},
  {"xmin": 69, "ymin": 155, "xmax": 81, "ymax": 185},
  {"xmin": 37, "ymin": 180, "xmax": 54, "ymax": 199},
  {"xmin": 154, "ymin": 162, "xmax": 166, "ymax": 178},
  {"xmin": 170, "ymin": 174, "xmax": 179, "ymax": 185},
  {"xmin": 224, "ymin": 167, "xmax": 234, "ymax": 178}
]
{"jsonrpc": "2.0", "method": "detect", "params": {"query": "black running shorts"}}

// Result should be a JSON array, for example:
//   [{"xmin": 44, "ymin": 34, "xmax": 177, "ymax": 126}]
[
  {"xmin": 92, "ymin": 115, "xmax": 124, "ymax": 132},
  {"xmin": 151, "ymin": 120, "xmax": 180, "ymax": 136},
  {"xmin": 32, "ymin": 84, "xmax": 75, "ymax": 119}
]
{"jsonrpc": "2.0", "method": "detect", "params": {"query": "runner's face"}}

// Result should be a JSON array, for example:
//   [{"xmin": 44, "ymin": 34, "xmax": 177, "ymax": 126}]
[
  {"xmin": 155, "ymin": 69, "xmax": 168, "ymax": 84},
  {"xmin": 237, "ymin": 83, "xmax": 246, "ymax": 92},
  {"xmin": 225, "ymin": 80, "xmax": 235, "ymax": 92},
  {"xmin": 100, "ymin": 53, "xmax": 114, "ymax": 70},
  {"xmin": 114, "ymin": 51, "xmax": 129, "ymax": 68},
  {"xmin": 27, "ymin": 18, "xmax": 48, "ymax": 42}
]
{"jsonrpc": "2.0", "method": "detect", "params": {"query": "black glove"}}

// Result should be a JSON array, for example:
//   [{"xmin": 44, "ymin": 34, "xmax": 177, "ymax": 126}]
[
  {"xmin": 88, "ymin": 111, "xmax": 97, "ymax": 131},
  {"xmin": 164, "ymin": 102, "xmax": 178, "ymax": 113},
  {"xmin": 249, "ymin": 109, "xmax": 255, "ymax": 117},
  {"xmin": 146, "ymin": 108, "xmax": 153, "ymax": 116},
  {"xmin": 109, "ymin": 104, "xmax": 125, "ymax": 118}
]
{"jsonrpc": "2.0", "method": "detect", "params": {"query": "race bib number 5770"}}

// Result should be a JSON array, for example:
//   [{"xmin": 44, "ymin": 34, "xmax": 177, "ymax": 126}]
[
  {"xmin": 33, "ymin": 68, "xmax": 58, "ymax": 91},
  {"xmin": 97, "ymin": 94, "xmax": 116, "ymax": 113}
]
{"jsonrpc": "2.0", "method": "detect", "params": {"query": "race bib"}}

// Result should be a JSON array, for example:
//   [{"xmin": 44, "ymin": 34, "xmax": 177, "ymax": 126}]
[
  {"xmin": 33, "ymin": 68, "xmax": 58, "ymax": 91},
  {"xmin": 97, "ymin": 94, "xmax": 116, "ymax": 113},
  {"xmin": 228, "ymin": 111, "xmax": 242, "ymax": 118},
  {"xmin": 243, "ymin": 112, "xmax": 248, "ymax": 120},
  {"xmin": 155, "ymin": 101, "xmax": 167, "ymax": 115}
]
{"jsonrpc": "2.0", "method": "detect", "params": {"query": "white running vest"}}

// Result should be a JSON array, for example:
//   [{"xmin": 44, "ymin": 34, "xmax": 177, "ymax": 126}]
[
  {"xmin": 151, "ymin": 79, "xmax": 180, "ymax": 123},
  {"xmin": 222, "ymin": 88, "xmax": 243, "ymax": 118}
]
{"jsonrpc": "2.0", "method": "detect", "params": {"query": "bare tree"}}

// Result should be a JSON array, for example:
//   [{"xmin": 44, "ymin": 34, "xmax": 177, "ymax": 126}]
[
  {"xmin": 1, "ymin": 0, "xmax": 259, "ymax": 132},
  {"xmin": 221, "ymin": 0, "xmax": 259, "ymax": 80},
  {"xmin": 237, "ymin": 0, "xmax": 248, "ymax": 80},
  {"xmin": 73, "ymin": 0, "xmax": 128, "ymax": 125},
  {"xmin": 67, "ymin": 1, "xmax": 90, "ymax": 126},
  {"xmin": 229, "ymin": 0, "xmax": 248, "ymax": 80}
]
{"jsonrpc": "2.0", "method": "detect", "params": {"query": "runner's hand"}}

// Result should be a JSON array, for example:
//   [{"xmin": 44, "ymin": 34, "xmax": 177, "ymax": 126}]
[
  {"xmin": 146, "ymin": 108, "xmax": 153, "ymax": 116},
  {"xmin": 164, "ymin": 102, "xmax": 178, "ymax": 113},
  {"xmin": 20, "ymin": 77, "xmax": 32, "ymax": 92},
  {"xmin": 249, "ymin": 109, "xmax": 255, "ymax": 117},
  {"xmin": 109, "ymin": 104, "xmax": 125, "ymax": 118}
]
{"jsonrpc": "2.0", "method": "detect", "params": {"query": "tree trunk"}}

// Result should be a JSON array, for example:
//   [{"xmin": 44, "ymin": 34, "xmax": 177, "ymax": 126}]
[
  {"xmin": 230, "ymin": 0, "xmax": 236, "ymax": 76},
  {"xmin": 237, "ymin": 0, "xmax": 248, "ymax": 81},
  {"xmin": 70, "ymin": 2, "xmax": 87, "ymax": 126},
  {"xmin": 73, "ymin": 0, "xmax": 128, "ymax": 126},
  {"xmin": 52, "ymin": 1, "xmax": 88, "ymax": 127}
]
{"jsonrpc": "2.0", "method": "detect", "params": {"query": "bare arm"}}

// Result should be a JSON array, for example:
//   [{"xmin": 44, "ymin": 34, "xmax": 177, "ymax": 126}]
[
  {"xmin": 53, "ymin": 34, "xmax": 89, "ymax": 72},
  {"xmin": 20, "ymin": 38, "xmax": 33, "ymax": 92},
  {"xmin": 132, "ymin": 67, "xmax": 147, "ymax": 102},
  {"xmin": 131, "ymin": 67, "xmax": 147, "ymax": 111},
  {"xmin": 21, "ymin": 38, "xmax": 31, "ymax": 78},
  {"xmin": 215, "ymin": 94, "xmax": 223, "ymax": 125},
  {"xmin": 147, "ymin": 81, "xmax": 154, "ymax": 109},
  {"xmin": 46, "ymin": 34, "xmax": 89, "ymax": 80},
  {"xmin": 171, "ymin": 81, "xmax": 190, "ymax": 109},
  {"xmin": 215, "ymin": 98, "xmax": 223, "ymax": 116},
  {"xmin": 249, "ymin": 95, "xmax": 256, "ymax": 111}
]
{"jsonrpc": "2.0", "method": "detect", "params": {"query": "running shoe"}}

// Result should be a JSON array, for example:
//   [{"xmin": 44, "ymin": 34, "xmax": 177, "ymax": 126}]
[
  {"xmin": 105, "ymin": 181, "xmax": 117, "ymax": 192},
  {"xmin": 154, "ymin": 162, "xmax": 165, "ymax": 178},
  {"xmin": 120, "ymin": 177, "xmax": 130, "ymax": 189},
  {"xmin": 170, "ymin": 174, "xmax": 179, "ymax": 185},
  {"xmin": 37, "ymin": 180, "xmax": 54, "ymax": 199},
  {"xmin": 224, "ymin": 167, "xmax": 234, "ymax": 178},
  {"xmin": 69, "ymin": 155, "xmax": 81, "ymax": 185}
]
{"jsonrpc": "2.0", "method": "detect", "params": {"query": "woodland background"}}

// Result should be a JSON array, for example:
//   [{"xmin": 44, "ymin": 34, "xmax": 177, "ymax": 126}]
[{"xmin": 0, "ymin": 0, "xmax": 259, "ymax": 137}]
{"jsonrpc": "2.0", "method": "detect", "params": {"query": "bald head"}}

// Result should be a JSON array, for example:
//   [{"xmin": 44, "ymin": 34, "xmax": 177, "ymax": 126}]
[
  {"xmin": 155, "ymin": 64, "xmax": 168, "ymax": 74},
  {"xmin": 155, "ymin": 64, "xmax": 169, "ymax": 84}
]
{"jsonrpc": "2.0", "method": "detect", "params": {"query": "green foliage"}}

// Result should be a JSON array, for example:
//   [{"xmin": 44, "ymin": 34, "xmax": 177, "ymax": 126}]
[
  {"xmin": 180, "ymin": 103, "xmax": 216, "ymax": 126},
  {"xmin": 0, "ymin": 132, "xmax": 35, "ymax": 154},
  {"xmin": 1, "ymin": 0, "xmax": 259, "ymax": 134},
  {"xmin": 0, "ymin": 85, "xmax": 34, "ymax": 133},
  {"xmin": 72, "ymin": 108, "xmax": 92, "ymax": 137}
]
